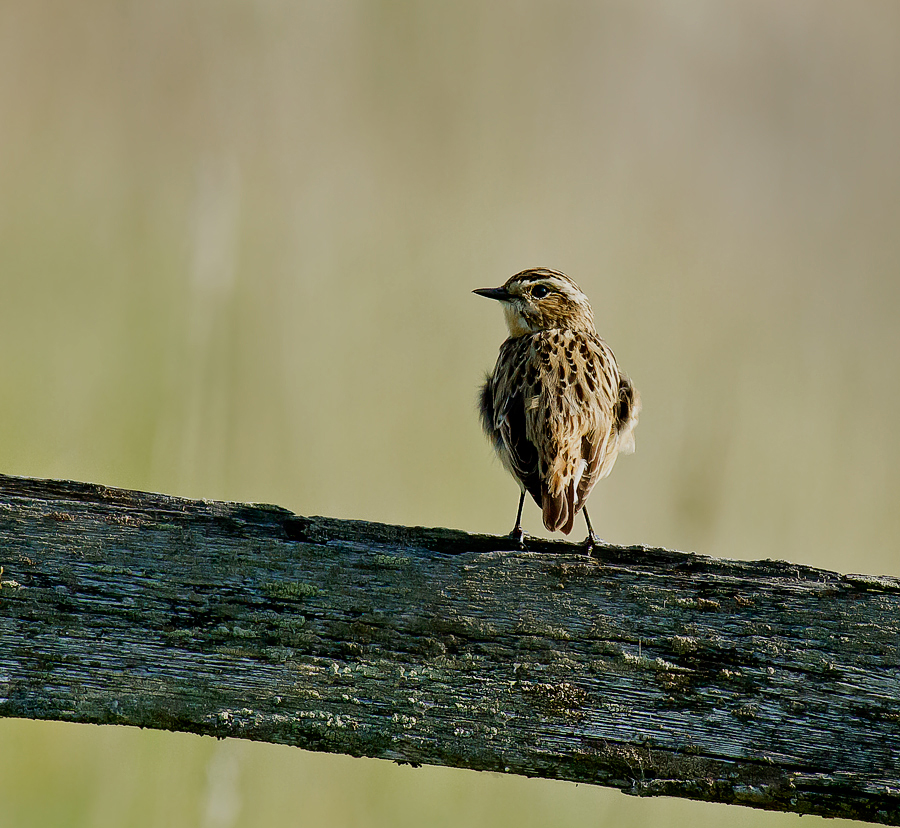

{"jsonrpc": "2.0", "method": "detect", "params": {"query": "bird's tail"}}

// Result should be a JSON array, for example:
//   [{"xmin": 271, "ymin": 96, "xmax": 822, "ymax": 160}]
[{"xmin": 542, "ymin": 480, "xmax": 577, "ymax": 534}]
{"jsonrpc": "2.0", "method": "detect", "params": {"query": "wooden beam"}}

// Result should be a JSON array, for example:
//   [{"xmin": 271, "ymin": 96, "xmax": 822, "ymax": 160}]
[{"xmin": 1, "ymin": 473, "xmax": 898, "ymax": 824}]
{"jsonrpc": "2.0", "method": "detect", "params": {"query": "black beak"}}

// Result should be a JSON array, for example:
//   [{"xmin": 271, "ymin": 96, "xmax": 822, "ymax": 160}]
[{"xmin": 473, "ymin": 286, "xmax": 511, "ymax": 302}]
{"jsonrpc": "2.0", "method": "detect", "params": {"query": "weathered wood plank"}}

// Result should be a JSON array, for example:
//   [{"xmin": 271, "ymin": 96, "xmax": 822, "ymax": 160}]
[{"xmin": 0, "ymin": 473, "xmax": 899, "ymax": 823}]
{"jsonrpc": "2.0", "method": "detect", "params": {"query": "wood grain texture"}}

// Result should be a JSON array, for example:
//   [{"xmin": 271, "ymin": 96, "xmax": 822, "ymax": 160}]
[{"xmin": 0, "ymin": 473, "xmax": 899, "ymax": 824}]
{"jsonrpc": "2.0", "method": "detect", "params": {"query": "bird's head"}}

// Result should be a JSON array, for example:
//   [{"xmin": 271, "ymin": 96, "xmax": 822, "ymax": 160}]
[{"xmin": 473, "ymin": 268, "xmax": 595, "ymax": 337}]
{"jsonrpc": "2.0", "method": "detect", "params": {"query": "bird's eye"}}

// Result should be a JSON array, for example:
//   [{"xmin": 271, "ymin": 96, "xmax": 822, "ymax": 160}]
[{"xmin": 531, "ymin": 285, "xmax": 550, "ymax": 299}]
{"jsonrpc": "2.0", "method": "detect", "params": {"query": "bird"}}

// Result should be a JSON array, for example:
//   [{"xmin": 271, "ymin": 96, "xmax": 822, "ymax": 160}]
[{"xmin": 474, "ymin": 268, "xmax": 640, "ymax": 548}]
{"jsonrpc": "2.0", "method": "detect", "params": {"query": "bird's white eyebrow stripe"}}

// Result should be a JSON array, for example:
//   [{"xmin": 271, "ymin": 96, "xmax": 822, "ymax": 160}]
[{"xmin": 527, "ymin": 277, "xmax": 580, "ymax": 297}]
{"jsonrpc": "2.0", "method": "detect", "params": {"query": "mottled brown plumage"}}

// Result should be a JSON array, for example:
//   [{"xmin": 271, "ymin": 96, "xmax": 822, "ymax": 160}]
[{"xmin": 475, "ymin": 268, "xmax": 640, "ymax": 543}]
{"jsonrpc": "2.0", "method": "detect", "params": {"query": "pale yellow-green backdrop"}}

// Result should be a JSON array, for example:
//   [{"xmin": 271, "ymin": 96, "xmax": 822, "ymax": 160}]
[{"xmin": 1, "ymin": 2, "xmax": 898, "ymax": 826}]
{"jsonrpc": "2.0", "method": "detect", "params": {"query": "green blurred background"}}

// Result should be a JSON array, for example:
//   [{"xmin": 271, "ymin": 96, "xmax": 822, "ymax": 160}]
[{"xmin": 1, "ymin": 1, "xmax": 898, "ymax": 825}]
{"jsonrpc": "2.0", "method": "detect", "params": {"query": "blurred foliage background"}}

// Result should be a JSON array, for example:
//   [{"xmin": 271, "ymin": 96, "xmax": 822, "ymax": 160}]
[{"xmin": 1, "ymin": 1, "xmax": 898, "ymax": 826}]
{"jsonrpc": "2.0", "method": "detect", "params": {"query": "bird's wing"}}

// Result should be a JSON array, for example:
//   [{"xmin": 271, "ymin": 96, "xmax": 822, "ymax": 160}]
[
  {"xmin": 568, "ymin": 334, "xmax": 622, "ymax": 515},
  {"xmin": 613, "ymin": 373, "xmax": 641, "ymax": 456},
  {"xmin": 489, "ymin": 338, "xmax": 543, "ymax": 507}
]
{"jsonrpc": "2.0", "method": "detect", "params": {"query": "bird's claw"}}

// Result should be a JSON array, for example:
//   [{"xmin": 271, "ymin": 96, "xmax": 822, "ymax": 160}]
[
  {"xmin": 508, "ymin": 526, "xmax": 527, "ymax": 550},
  {"xmin": 584, "ymin": 532, "xmax": 603, "ymax": 557}
]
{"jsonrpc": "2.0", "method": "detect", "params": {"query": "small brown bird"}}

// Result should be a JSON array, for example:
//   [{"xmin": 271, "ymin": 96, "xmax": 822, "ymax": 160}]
[{"xmin": 475, "ymin": 268, "xmax": 640, "ymax": 547}]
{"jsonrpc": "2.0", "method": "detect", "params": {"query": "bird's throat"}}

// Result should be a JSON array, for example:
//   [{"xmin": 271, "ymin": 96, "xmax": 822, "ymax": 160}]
[{"xmin": 503, "ymin": 305, "xmax": 534, "ymax": 338}]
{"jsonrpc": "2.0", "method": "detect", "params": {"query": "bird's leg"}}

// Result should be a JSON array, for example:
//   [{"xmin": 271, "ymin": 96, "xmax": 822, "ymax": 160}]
[
  {"xmin": 582, "ymin": 508, "xmax": 603, "ymax": 553},
  {"xmin": 508, "ymin": 490, "xmax": 527, "ymax": 549}
]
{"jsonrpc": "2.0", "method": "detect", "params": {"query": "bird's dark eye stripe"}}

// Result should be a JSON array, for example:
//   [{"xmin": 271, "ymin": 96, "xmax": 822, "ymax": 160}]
[{"xmin": 531, "ymin": 285, "xmax": 550, "ymax": 298}]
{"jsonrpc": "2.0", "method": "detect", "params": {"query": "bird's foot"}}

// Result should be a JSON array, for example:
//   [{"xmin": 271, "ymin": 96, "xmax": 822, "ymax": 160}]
[
  {"xmin": 507, "ymin": 526, "xmax": 528, "ymax": 550},
  {"xmin": 581, "ymin": 509, "xmax": 603, "ymax": 557},
  {"xmin": 584, "ymin": 532, "xmax": 604, "ymax": 557}
]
